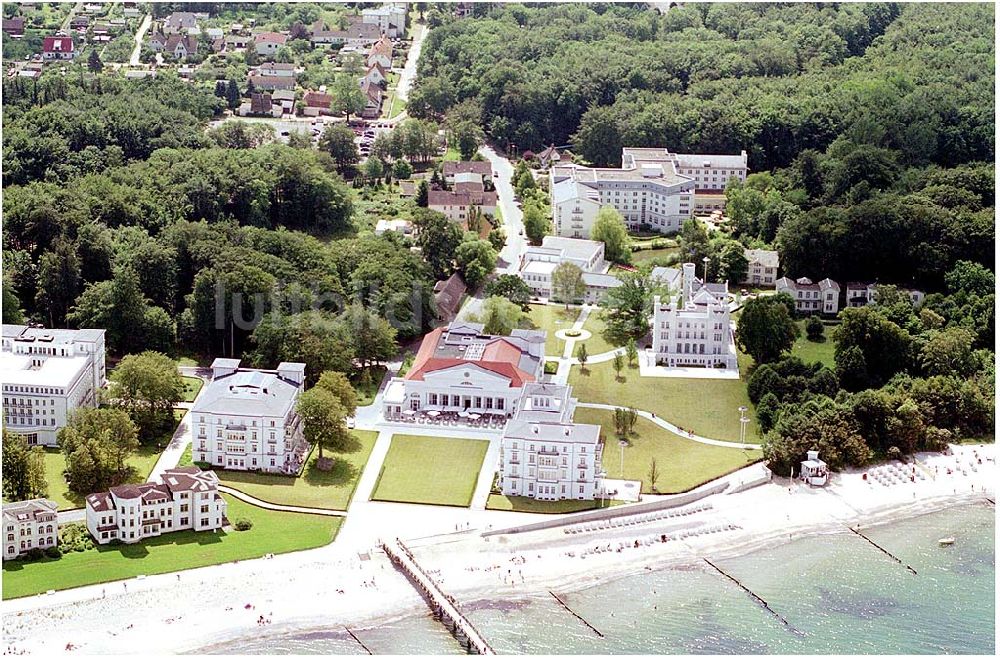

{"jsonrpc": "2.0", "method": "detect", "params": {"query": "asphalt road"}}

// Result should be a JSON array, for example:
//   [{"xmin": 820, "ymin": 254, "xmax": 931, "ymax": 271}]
[{"xmin": 128, "ymin": 14, "xmax": 151, "ymax": 66}]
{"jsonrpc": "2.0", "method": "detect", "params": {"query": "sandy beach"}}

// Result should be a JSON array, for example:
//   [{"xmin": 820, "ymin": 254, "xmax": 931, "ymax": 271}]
[{"xmin": 2, "ymin": 443, "xmax": 994, "ymax": 655}]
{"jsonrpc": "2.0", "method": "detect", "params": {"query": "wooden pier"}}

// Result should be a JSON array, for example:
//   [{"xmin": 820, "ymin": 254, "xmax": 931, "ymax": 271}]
[{"xmin": 380, "ymin": 539, "xmax": 495, "ymax": 655}]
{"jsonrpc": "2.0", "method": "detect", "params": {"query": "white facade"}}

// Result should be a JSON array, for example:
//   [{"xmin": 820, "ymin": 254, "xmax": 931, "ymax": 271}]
[
  {"xmin": 362, "ymin": 5, "xmax": 406, "ymax": 38},
  {"xmin": 741, "ymin": 249, "xmax": 779, "ymax": 287},
  {"xmin": 517, "ymin": 236, "xmax": 622, "ymax": 303},
  {"xmin": 1, "ymin": 325, "xmax": 106, "ymax": 446},
  {"xmin": 845, "ymin": 283, "xmax": 925, "ymax": 308},
  {"xmin": 3, "ymin": 499, "xmax": 58, "ymax": 560},
  {"xmin": 550, "ymin": 148, "xmax": 749, "ymax": 236},
  {"xmin": 776, "ymin": 276, "xmax": 841, "ymax": 315},
  {"xmin": 382, "ymin": 322, "xmax": 545, "ymax": 420},
  {"xmin": 191, "ymin": 359, "xmax": 308, "ymax": 474},
  {"xmin": 800, "ymin": 450, "xmax": 829, "ymax": 486},
  {"xmin": 85, "ymin": 467, "xmax": 227, "ymax": 545},
  {"xmin": 651, "ymin": 263, "xmax": 737, "ymax": 369},
  {"xmin": 254, "ymin": 32, "xmax": 287, "ymax": 56},
  {"xmin": 499, "ymin": 383, "xmax": 604, "ymax": 501}
]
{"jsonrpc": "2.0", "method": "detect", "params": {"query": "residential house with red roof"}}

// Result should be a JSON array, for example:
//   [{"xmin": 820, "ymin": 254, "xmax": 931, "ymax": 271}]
[
  {"xmin": 85, "ymin": 467, "xmax": 227, "ymax": 545},
  {"xmin": 254, "ymin": 31, "xmax": 287, "ymax": 57},
  {"xmin": 359, "ymin": 78, "xmax": 383, "ymax": 118},
  {"xmin": 302, "ymin": 90, "xmax": 334, "ymax": 116},
  {"xmin": 42, "ymin": 35, "xmax": 76, "ymax": 60},
  {"xmin": 381, "ymin": 321, "xmax": 547, "ymax": 420},
  {"xmin": 367, "ymin": 35, "xmax": 392, "ymax": 69}
]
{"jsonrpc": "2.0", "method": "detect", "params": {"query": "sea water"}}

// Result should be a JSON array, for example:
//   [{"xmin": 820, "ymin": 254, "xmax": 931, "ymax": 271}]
[{"xmin": 199, "ymin": 503, "xmax": 994, "ymax": 655}]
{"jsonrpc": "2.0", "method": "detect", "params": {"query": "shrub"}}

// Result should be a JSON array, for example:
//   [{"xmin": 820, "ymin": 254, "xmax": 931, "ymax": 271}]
[
  {"xmin": 887, "ymin": 446, "xmax": 903, "ymax": 461},
  {"xmin": 806, "ymin": 315, "xmax": 825, "ymax": 341},
  {"xmin": 234, "ymin": 518, "xmax": 254, "ymax": 531},
  {"xmin": 544, "ymin": 360, "xmax": 559, "ymax": 375},
  {"xmin": 44, "ymin": 546, "xmax": 62, "ymax": 559},
  {"xmin": 25, "ymin": 548, "xmax": 44, "ymax": 561}
]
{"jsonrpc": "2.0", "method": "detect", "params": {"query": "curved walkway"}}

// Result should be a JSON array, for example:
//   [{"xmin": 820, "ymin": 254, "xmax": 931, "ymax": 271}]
[
  {"xmin": 218, "ymin": 485, "xmax": 347, "ymax": 517},
  {"xmin": 576, "ymin": 402, "xmax": 762, "ymax": 450}
]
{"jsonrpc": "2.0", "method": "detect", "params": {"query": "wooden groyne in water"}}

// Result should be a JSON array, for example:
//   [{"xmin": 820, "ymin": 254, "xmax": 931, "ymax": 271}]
[
  {"xmin": 848, "ymin": 526, "xmax": 917, "ymax": 575},
  {"xmin": 380, "ymin": 539, "xmax": 495, "ymax": 655},
  {"xmin": 549, "ymin": 591, "xmax": 604, "ymax": 638},
  {"xmin": 344, "ymin": 627, "xmax": 373, "ymax": 655},
  {"xmin": 703, "ymin": 558, "xmax": 802, "ymax": 635}
]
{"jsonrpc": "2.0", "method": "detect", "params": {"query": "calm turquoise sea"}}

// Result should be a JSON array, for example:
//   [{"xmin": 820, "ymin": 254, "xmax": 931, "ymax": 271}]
[{"xmin": 199, "ymin": 503, "xmax": 994, "ymax": 655}]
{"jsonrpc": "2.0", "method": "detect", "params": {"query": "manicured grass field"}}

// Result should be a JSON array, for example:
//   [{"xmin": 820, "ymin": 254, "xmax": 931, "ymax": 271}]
[
  {"xmin": 789, "ymin": 320, "xmax": 838, "ymax": 368},
  {"xmin": 568, "ymin": 361, "xmax": 760, "ymax": 442},
  {"xmin": 578, "ymin": 311, "xmax": 618, "ymax": 356},
  {"xmin": 574, "ymin": 408, "xmax": 760, "ymax": 494},
  {"xmin": 525, "ymin": 304, "xmax": 581, "ymax": 356},
  {"xmin": 485, "ymin": 494, "xmax": 622, "ymax": 513},
  {"xmin": 371, "ymin": 435, "xmax": 488, "ymax": 507},
  {"xmin": 181, "ymin": 376, "xmax": 203, "ymax": 402},
  {"xmin": 211, "ymin": 430, "xmax": 378, "ymax": 510},
  {"xmin": 1, "ymin": 496, "xmax": 341, "ymax": 600},
  {"xmin": 41, "ymin": 444, "xmax": 165, "ymax": 511}
]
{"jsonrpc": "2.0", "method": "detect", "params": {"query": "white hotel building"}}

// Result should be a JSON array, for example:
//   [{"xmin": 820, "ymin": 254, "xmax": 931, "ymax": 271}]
[
  {"xmin": 3, "ymin": 498, "xmax": 59, "ymax": 560},
  {"xmin": 549, "ymin": 148, "xmax": 748, "ymax": 237},
  {"xmin": 1, "ymin": 325, "xmax": 107, "ymax": 446},
  {"xmin": 651, "ymin": 263, "xmax": 737, "ymax": 369},
  {"xmin": 86, "ymin": 467, "xmax": 227, "ymax": 545},
  {"xmin": 518, "ymin": 236, "xmax": 622, "ymax": 304},
  {"xmin": 191, "ymin": 359, "xmax": 308, "ymax": 474},
  {"xmin": 776, "ymin": 276, "xmax": 841, "ymax": 315},
  {"xmin": 382, "ymin": 322, "xmax": 546, "ymax": 419},
  {"xmin": 499, "ymin": 383, "xmax": 605, "ymax": 501}
]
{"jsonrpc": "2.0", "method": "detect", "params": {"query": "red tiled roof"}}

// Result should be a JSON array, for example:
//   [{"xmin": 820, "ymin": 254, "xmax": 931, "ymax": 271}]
[
  {"xmin": 442, "ymin": 161, "xmax": 492, "ymax": 176},
  {"xmin": 407, "ymin": 358, "xmax": 533, "ymax": 388},
  {"xmin": 303, "ymin": 91, "xmax": 333, "ymax": 107},
  {"xmin": 255, "ymin": 31, "xmax": 287, "ymax": 44},
  {"xmin": 404, "ymin": 328, "xmax": 535, "ymax": 388},
  {"xmin": 43, "ymin": 36, "xmax": 74, "ymax": 53}
]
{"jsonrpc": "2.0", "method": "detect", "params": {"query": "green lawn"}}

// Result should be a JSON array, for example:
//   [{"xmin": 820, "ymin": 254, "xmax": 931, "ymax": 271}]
[
  {"xmin": 568, "ymin": 361, "xmax": 760, "ymax": 443},
  {"xmin": 789, "ymin": 320, "xmax": 838, "ymax": 368},
  {"xmin": 486, "ymin": 494, "xmax": 622, "ymax": 513},
  {"xmin": 41, "ymin": 444, "xmax": 165, "ymax": 511},
  {"xmin": 578, "ymin": 310, "xmax": 618, "ymax": 356},
  {"xmin": 210, "ymin": 430, "xmax": 378, "ymax": 510},
  {"xmin": 181, "ymin": 376, "xmax": 203, "ymax": 403},
  {"xmin": 371, "ymin": 435, "xmax": 488, "ymax": 507},
  {"xmin": 631, "ymin": 246, "xmax": 681, "ymax": 264},
  {"xmin": 1, "ymin": 496, "xmax": 341, "ymax": 599},
  {"xmin": 525, "ymin": 304, "xmax": 581, "ymax": 356},
  {"xmin": 442, "ymin": 146, "xmax": 461, "ymax": 162},
  {"xmin": 174, "ymin": 356, "xmax": 201, "ymax": 367},
  {"xmin": 575, "ymin": 408, "xmax": 760, "ymax": 494}
]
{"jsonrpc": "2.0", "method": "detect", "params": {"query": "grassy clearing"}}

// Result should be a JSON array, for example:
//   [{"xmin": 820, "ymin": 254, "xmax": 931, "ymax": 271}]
[
  {"xmin": 41, "ymin": 443, "xmax": 165, "ymax": 511},
  {"xmin": 352, "ymin": 366, "xmax": 386, "ymax": 407},
  {"xmin": 631, "ymin": 246, "xmax": 681, "ymax": 264},
  {"xmin": 1, "ymin": 496, "xmax": 341, "ymax": 599},
  {"xmin": 789, "ymin": 320, "xmax": 838, "ymax": 368},
  {"xmin": 371, "ymin": 435, "xmax": 488, "ymax": 507},
  {"xmin": 578, "ymin": 311, "xmax": 618, "ymax": 356},
  {"xmin": 575, "ymin": 408, "xmax": 760, "ymax": 494},
  {"xmin": 485, "ymin": 495, "xmax": 622, "ymax": 513},
  {"xmin": 442, "ymin": 146, "xmax": 462, "ymax": 162},
  {"xmin": 181, "ymin": 376, "xmax": 203, "ymax": 403},
  {"xmin": 524, "ymin": 303, "xmax": 581, "ymax": 356},
  {"xmin": 210, "ymin": 431, "xmax": 377, "ymax": 510},
  {"xmin": 568, "ymin": 361, "xmax": 760, "ymax": 442}
]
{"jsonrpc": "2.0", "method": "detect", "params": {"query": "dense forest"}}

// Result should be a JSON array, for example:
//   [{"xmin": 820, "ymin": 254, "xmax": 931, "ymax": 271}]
[{"xmin": 1, "ymin": 74, "xmax": 435, "ymax": 371}]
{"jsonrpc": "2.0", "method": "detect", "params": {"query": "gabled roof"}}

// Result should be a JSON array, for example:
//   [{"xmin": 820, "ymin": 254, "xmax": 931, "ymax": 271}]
[
  {"xmin": 442, "ymin": 161, "xmax": 492, "ymax": 177},
  {"xmin": 744, "ymin": 248, "xmax": 779, "ymax": 269},
  {"xmin": 368, "ymin": 36, "xmax": 392, "ymax": 59},
  {"xmin": 164, "ymin": 11, "xmax": 198, "ymax": 31},
  {"xmin": 254, "ymin": 31, "xmax": 287, "ymax": 44},
  {"xmin": 433, "ymin": 273, "xmax": 467, "ymax": 321},
  {"xmin": 43, "ymin": 36, "xmax": 74, "ymax": 53},
  {"xmin": 303, "ymin": 90, "xmax": 333, "ymax": 107}
]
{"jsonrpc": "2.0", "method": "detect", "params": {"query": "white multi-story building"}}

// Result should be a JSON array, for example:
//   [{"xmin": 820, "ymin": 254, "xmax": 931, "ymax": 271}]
[
  {"xmin": 1, "ymin": 325, "xmax": 106, "ymax": 446},
  {"xmin": 651, "ymin": 263, "xmax": 737, "ymax": 369},
  {"xmin": 362, "ymin": 4, "xmax": 407, "ymax": 38},
  {"xmin": 190, "ymin": 359, "xmax": 308, "ymax": 474},
  {"xmin": 776, "ymin": 276, "xmax": 841, "ymax": 315},
  {"xmin": 498, "ymin": 383, "xmax": 605, "ymax": 501},
  {"xmin": 3, "ymin": 499, "xmax": 58, "ymax": 560},
  {"xmin": 517, "ymin": 236, "xmax": 622, "ymax": 303},
  {"xmin": 549, "ymin": 148, "xmax": 749, "ymax": 236},
  {"xmin": 845, "ymin": 282, "xmax": 925, "ymax": 308},
  {"xmin": 85, "ymin": 467, "xmax": 227, "ymax": 545},
  {"xmin": 741, "ymin": 249, "xmax": 779, "ymax": 287},
  {"xmin": 382, "ymin": 322, "xmax": 546, "ymax": 419}
]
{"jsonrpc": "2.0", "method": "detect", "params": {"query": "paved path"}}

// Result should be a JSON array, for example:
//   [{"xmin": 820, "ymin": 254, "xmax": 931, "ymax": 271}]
[
  {"xmin": 218, "ymin": 485, "xmax": 346, "ymax": 517},
  {"xmin": 480, "ymin": 145, "xmax": 526, "ymax": 274},
  {"xmin": 576, "ymin": 402, "xmax": 761, "ymax": 450},
  {"xmin": 128, "ymin": 14, "xmax": 151, "ymax": 66},
  {"xmin": 396, "ymin": 22, "xmax": 426, "ymax": 102}
]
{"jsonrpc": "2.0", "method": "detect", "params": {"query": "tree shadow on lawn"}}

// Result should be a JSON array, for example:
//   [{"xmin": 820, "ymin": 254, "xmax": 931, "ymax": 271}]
[{"xmin": 302, "ymin": 456, "xmax": 359, "ymax": 488}]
